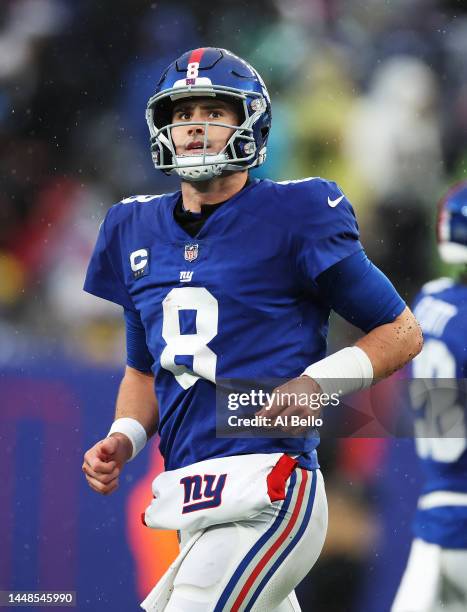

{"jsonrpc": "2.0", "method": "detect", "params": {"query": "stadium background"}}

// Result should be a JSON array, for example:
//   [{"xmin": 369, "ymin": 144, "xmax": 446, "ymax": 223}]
[{"xmin": 0, "ymin": 0, "xmax": 466, "ymax": 610}]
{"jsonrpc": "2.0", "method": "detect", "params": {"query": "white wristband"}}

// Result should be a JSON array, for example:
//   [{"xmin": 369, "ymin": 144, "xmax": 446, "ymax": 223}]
[
  {"xmin": 302, "ymin": 346, "xmax": 373, "ymax": 397},
  {"xmin": 107, "ymin": 417, "xmax": 147, "ymax": 460}
]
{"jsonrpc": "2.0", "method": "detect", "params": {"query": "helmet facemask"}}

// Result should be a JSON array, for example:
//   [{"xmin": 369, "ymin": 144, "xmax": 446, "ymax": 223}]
[{"xmin": 146, "ymin": 86, "xmax": 268, "ymax": 182}]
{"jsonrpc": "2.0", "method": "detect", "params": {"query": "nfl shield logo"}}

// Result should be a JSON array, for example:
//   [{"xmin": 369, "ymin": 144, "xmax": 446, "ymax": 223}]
[{"xmin": 184, "ymin": 243, "xmax": 199, "ymax": 262}]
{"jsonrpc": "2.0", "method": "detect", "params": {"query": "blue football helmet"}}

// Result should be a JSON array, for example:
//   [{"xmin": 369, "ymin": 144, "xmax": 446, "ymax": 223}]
[
  {"xmin": 437, "ymin": 181, "xmax": 467, "ymax": 264},
  {"xmin": 146, "ymin": 47, "xmax": 272, "ymax": 181}
]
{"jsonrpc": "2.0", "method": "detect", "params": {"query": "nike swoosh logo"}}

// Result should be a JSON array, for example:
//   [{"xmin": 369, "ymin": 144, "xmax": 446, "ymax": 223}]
[{"xmin": 328, "ymin": 195, "xmax": 344, "ymax": 207}]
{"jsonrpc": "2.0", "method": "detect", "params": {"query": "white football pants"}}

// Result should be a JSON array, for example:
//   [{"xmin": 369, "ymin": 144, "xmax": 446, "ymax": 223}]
[
  {"xmin": 392, "ymin": 538, "xmax": 467, "ymax": 612},
  {"xmin": 141, "ymin": 468, "xmax": 327, "ymax": 612}
]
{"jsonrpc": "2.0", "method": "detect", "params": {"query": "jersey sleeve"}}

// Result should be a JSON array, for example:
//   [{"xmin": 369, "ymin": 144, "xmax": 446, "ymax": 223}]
[
  {"xmin": 83, "ymin": 207, "xmax": 134, "ymax": 310},
  {"xmin": 316, "ymin": 250, "xmax": 406, "ymax": 332},
  {"xmin": 294, "ymin": 179, "xmax": 362, "ymax": 281},
  {"xmin": 124, "ymin": 308, "xmax": 154, "ymax": 372}
]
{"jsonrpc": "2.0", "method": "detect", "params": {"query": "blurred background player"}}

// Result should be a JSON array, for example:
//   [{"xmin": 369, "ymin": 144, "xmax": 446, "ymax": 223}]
[
  {"xmin": 81, "ymin": 47, "xmax": 422, "ymax": 611},
  {"xmin": 392, "ymin": 181, "xmax": 467, "ymax": 612}
]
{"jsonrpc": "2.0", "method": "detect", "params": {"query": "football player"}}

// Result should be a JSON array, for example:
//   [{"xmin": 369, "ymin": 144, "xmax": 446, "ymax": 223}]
[
  {"xmin": 392, "ymin": 182, "xmax": 467, "ymax": 612},
  {"xmin": 82, "ymin": 48, "xmax": 422, "ymax": 611}
]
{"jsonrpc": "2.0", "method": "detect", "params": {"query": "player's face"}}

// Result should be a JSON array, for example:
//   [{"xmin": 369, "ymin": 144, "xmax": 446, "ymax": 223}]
[{"xmin": 171, "ymin": 98, "xmax": 240, "ymax": 156}]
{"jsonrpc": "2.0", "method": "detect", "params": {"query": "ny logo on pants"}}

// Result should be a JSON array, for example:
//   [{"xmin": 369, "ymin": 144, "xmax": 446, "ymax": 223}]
[{"xmin": 179, "ymin": 473, "xmax": 227, "ymax": 513}]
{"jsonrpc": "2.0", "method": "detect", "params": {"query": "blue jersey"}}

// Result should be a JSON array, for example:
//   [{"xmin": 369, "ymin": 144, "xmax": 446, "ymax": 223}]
[
  {"xmin": 410, "ymin": 277, "xmax": 467, "ymax": 548},
  {"xmin": 85, "ymin": 177, "xmax": 363, "ymax": 470}
]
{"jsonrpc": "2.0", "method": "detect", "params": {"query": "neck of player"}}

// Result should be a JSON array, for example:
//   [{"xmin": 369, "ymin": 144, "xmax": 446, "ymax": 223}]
[{"xmin": 180, "ymin": 170, "xmax": 249, "ymax": 213}]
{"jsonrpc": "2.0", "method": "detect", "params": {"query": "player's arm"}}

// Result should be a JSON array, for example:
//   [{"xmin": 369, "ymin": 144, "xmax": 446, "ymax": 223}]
[
  {"xmin": 309, "ymin": 249, "xmax": 423, "ymax": 384},
  {"xmin": 355, "ymin": 306, "xmax": 422, "ymax": 380},
  {"xmin": 82, "ymin": 309, "xmax": 157, "ymax": 495},
  {"xmin": 82, "ymin": 367, "xmax": 158, "ymax": 495},
  {"xmin": 258, "ymin": 250, "xmax": 422, "ymax": 420},
  {"xmin": 109, "ymin": 364, "xmax": 159, "ymax": 455}
]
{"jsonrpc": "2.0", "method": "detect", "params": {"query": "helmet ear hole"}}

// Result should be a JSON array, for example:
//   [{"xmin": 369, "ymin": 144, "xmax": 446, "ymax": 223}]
[{"xmin": 261, "ymin": 127, "xmax": 269, "ymax": 139}]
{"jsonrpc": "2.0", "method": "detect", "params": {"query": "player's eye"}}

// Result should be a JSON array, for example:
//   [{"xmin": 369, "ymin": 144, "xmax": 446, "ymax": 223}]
[
  {"xmin": 175, "ymin": 111, "xmax": 191, "ymax": 121},
  {"xmin": 209, "ymin": 110, "xmax": 222, "ymax": 118}
]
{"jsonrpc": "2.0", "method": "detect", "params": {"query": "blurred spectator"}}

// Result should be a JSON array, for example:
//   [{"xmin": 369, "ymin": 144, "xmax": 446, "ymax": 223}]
[
  {"xmin": 343, "ymin": 56, "xmax": 444, "ymax": 300},
  {"xmin": 344, "ymin": 56, "xmax": 443, "ymax": 207}
]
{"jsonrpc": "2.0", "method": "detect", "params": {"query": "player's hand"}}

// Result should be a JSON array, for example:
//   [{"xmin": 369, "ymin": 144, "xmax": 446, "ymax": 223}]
[
  {"xmin": 82, "ymin": 434, "xmax": 132, "ymax": 495},
  {"xmin": 256, "ymin": 376, "xmax": 323, "ymax": 434}
]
